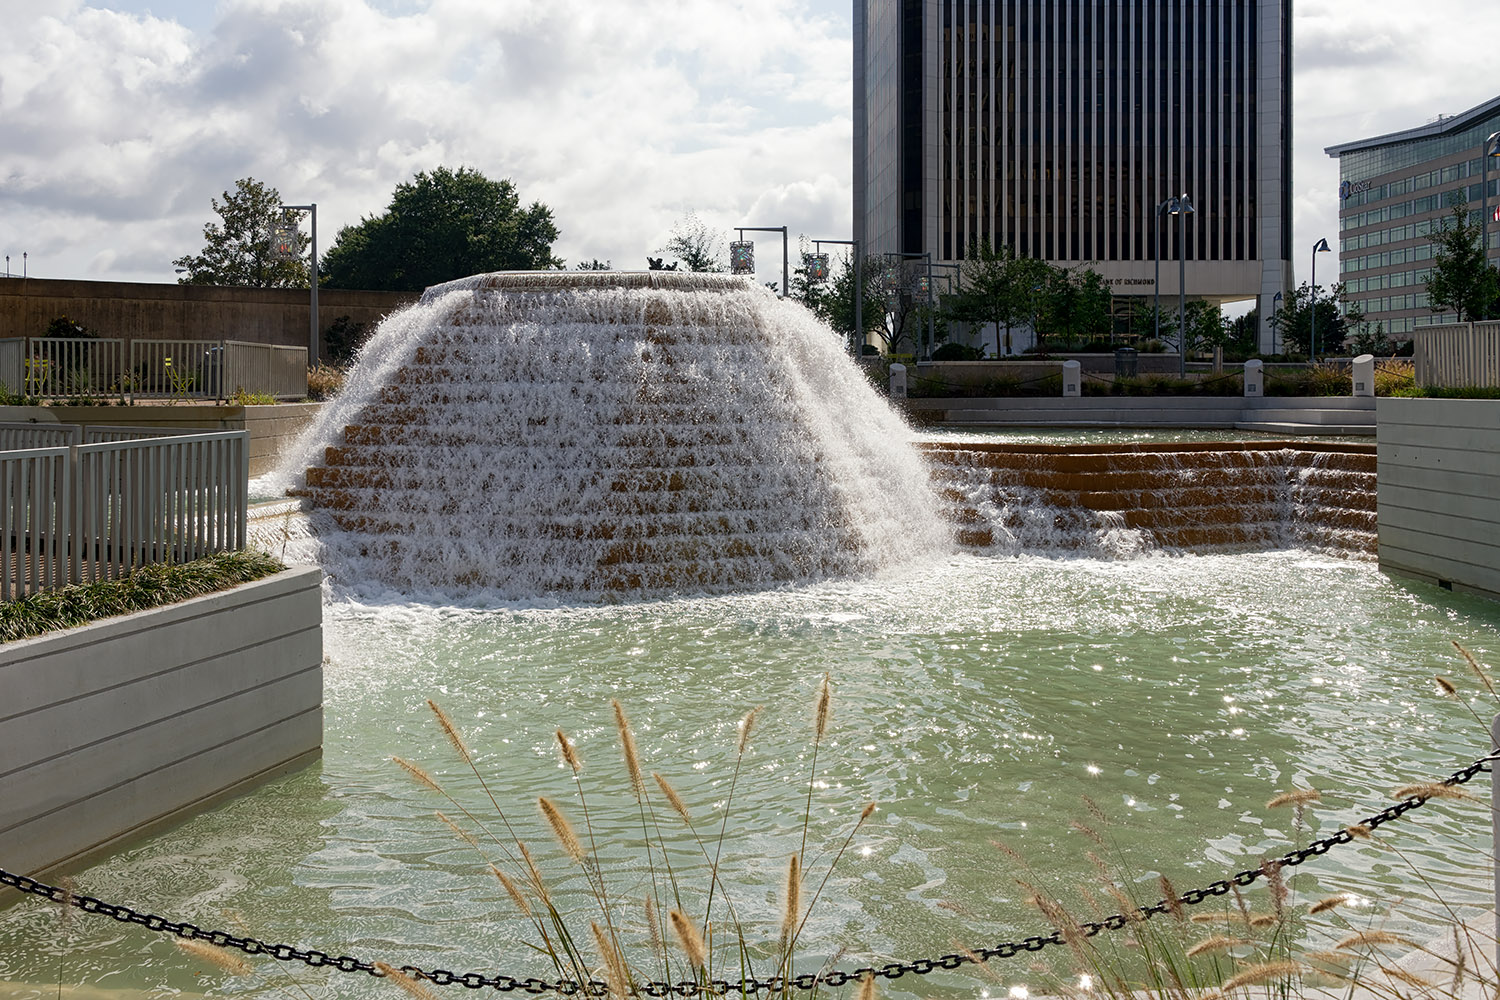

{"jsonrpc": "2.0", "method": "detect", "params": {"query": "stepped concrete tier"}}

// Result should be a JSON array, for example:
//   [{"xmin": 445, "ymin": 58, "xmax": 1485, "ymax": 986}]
[
  {"xmin": 922, "ymin": 440, "xmax": 1377, "ymax": 557},
  {"xmin": 279, "ymin": 271, "xmax": 951, "ymax": 598}
]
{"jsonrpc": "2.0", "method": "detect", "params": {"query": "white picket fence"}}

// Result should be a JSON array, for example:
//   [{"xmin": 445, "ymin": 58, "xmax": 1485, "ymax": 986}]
[
  {"xmin": 1414, "ymin": 321, "xmax": 1500, "ymax": 387},
  {"xmin": 1, "ymin": 426, "xmax": 249, "ymax": 601},
  {"xmin": 1, "ymin": 337, "xmax": 307, "ymax": 401}
]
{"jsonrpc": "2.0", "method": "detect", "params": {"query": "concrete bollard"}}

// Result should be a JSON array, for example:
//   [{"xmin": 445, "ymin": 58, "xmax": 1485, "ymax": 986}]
[
  {"xmin": 1352, "ymin": 353, "xmax": 1375, "ymax": 397},
  {"xmin": 1243, "ymin": 358, "xmax": 1264, "ymax": 397},
  {"xmin": 1062, "ymin": 359, "xmax": 1081, "ymax": 397},
  {"xmin": 888, "ymin": 363, "xmax": 907, "ymax": 399}
]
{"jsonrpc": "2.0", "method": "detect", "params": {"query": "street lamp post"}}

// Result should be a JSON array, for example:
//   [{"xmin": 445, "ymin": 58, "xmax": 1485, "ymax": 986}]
[
  {"xmin": 1310, "ymin": 238, "xmax": 1331, "ymax": 361},
  {"xmin": 1174, "ymin": 196, "xmax": 1194, "ymax": 376},
  {"xmin": 279, "ymin": 203, "xmax": 319, "ymax": 366},
  {"xmin": 1154, "ymin": 198, "xmax": 1172, "ymax": 349},
  {"xmin": 813, "ymin": 238, "xmax": 861, "ymax": 355},
  {"xmin": 735, "ymin": 227, "xmax": 789, "ymax": 299}
]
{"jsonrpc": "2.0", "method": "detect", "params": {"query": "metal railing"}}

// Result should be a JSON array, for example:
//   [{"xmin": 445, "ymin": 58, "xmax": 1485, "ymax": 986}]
[
  {"xmin": 7, "ymin": 338, "xmax": 309, "ymax": 401},
  {"xmin": 0, "ymin": 338, "xmax": 24, "ymax": 395},
  {"xmin": 2, "ymin": 430, "xmax": 248, "ymax": 600},
  {"xmin": 0, "ymin": 422, "xmax": 82, "ymax": 450},
  {"xmin": 24, "ymin": 337, "xmax": 127, "ymax": 398},
  {"xmin": 223, "ymin": 342, "xmax": 308, "ymax": 400},
  {"xmin": 1414, "ymin": 321, "xmax": 1500, "ymax": 387},
  {"xmin": 128, "ymin": 339, "xmax": 221, "ymax": 400}
]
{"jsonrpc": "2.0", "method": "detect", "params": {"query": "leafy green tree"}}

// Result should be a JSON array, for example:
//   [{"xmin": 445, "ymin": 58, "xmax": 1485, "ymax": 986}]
[
  {"xmin": 321, "ymin": 167, "xmax": 561, "ymax": 291},
  {"xmin": 1037, "ymin": 264, "xmax": 1113, "ymax": 343},
  {"xmin": 1182, "ymin": 300, "xmax": 1227, "ymax": 354},
  {"xmin": 574, "ymin": 259, "xmax": 612, "ymax": 271},
  {"xmin": 946, "ymin": 243, "xmax": 1029, "ymax": 356},
  {"xmin": 806, "ymin": 253, "xmax": 885, "ymax": 350},
  {"xmin": 1223, "ymin": 307, "xmax": 1260, "ymax": 357},
  {"xmin": 1425, "ymin": 198, "xmax": 1500, "ymax": 321},
  {"xmin": 1268, "ymin": 281, "xmax": 1358, "ymax": 357},
  {"xmin": 658, "ymin": 212, "xmax": 725, "ymax": 272},
  {"xmin": 173, "ymin": 178, "xmax": 309, "ymax": 287}
]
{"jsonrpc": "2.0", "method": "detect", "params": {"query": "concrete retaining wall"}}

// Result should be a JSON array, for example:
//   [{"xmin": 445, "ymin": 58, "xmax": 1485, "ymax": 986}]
[
  {"xmin": 0, "ymin": 566, "xmax": 324, "ymax": 876},
  {"xmin": 0, "ymin": 276, "xmax": 414, "ymax": 355},
  {"xmin": 906, "ymin": 395, "xmax": 1375, "ymax": 429},
  {"xmin": 1377, "ymin": 398, "xmax": 1500, "ymax": 602},
  {"xmin": 0, "ymin": 403, "xmax": 322, "ymax": 477}
]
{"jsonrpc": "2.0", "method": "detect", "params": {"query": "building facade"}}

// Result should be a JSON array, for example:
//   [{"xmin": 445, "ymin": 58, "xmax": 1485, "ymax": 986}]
[
  {"xmin": 853, "ymin": 0, "xmax": 1293, "ymax": 351},
  {"xmin": 1324, "ymin": 95, "xmax": 1500, "ymax": 343}
]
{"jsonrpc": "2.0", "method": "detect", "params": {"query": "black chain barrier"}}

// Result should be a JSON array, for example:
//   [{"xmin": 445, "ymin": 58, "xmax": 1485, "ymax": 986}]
[{"xmin": 2, "ymin": 751, "xmax": 1494, "ymax": 995}]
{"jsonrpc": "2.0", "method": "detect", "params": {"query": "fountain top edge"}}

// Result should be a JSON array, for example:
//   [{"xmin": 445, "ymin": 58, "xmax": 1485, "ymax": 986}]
[{"xmin": 419, "ymin": 270, "xmax": 758, "ymax": 303}]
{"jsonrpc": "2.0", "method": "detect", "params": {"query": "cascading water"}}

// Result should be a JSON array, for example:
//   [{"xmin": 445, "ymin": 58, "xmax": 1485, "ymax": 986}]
[
  {"xmin": 272, "ymin": 271, "xmax": 952, "ymax": 599},
  {"xmin": 921, "ymin": 440, "xmax": 1378, "ymax": 558}
]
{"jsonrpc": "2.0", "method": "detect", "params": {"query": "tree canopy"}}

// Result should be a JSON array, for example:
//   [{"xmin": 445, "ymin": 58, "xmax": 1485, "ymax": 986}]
[
  {"xmin": 1268, "ymin": 281, "xmax": 1364, "ymax": 357},
  {"xmin": 321, "ymin": 167, "xmax": 561, "ymax": 291},
  {"xmin": 1425, "ymin": 198, "xmax": 1500, "ymax": 322},
  {"xmin": 657, "ymin": 212, "xmax": 725, "ymax": 272},
  {"xmin": 172, "ymin": 177, "xmax": 310, "ymax": 288}
]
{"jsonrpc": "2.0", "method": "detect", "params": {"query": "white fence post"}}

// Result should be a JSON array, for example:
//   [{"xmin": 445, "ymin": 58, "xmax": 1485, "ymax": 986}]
[
  {"xmin": 1243, "ymin": 359, "xmax": 1264, "ymax": 397},
  {"xmin": 888, "ymin": 363, "xmax": 907, "ymax": 399},
  {"xmin": 1062, "ymin": 359, "xmax": 1082, "ymax": 397},
  {"xmin": 1351, "ymin": 354, "xmax": 1375, "ymax": 397}
]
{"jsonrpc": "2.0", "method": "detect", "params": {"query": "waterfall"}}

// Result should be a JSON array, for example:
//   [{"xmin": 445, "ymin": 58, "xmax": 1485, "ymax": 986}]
[
  {"xmin": 923, "ymin": 440, "xmax": 1377, "ymax": 558},
  {"xmin": 273, "ymin": 271, "xmax": 952, "ymax": 599}
]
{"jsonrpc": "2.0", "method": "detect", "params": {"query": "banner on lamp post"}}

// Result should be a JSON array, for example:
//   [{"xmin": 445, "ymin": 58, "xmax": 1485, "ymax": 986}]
[{"xmin": 730, "ymin": 241, "xmax": 755, "ymax": 275}]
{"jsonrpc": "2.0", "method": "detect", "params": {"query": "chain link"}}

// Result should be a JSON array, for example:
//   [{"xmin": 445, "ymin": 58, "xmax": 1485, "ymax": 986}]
[{"xmin": 3, "ymin": 751, "xmax": 1491, "ymax": 994}]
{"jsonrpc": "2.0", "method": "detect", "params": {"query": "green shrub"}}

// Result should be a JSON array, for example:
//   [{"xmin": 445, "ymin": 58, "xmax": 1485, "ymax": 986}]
[
  {"xmin": 0, "ymin": 550, "xmax": 285, "ymax": 643},
  {"xmin": 306, "ymin": 365, "xmax": 346, "ymax": 401},
  {"xmin": 931, "ymin": 342, "xmax": 985, "ymax": 361}
]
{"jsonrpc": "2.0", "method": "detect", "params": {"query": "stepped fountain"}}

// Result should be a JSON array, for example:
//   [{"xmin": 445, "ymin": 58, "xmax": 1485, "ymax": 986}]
[{"xmin": 281, "ymin": 271, "xmax": 951, "ymax": 598}]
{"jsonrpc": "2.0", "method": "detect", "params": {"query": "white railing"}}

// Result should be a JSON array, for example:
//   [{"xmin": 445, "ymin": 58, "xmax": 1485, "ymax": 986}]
[
  {"xmin": 0, "ymin": 338, "xmax": 24, "ymax": 396},
  {"xmin": 1414, "ymin": 321, "xmax": 1500, "ymax": 387},
  {"xmin": 127, "ymin": 339, "xmax": 223, "ymax": 400},
  {"xmin": 2, "ymin": 430, "xmax": 249, "ymax": 600},
  {"xmin": 0, "ymin": 422, "xmax": 82, "ymax": 450},
  {"xmin": 25, "ymin": 337, "xmax": 128, "ymax": 398},
  {"xmin": 11, "ymin": 339, "xmax": 308, "ymax": 401},
  {"xmin": 1, "ymin": 447, "xmax": 73, "ymax": 600},
  {"xmin": 223, "ymin": 342, "xmax": 308, "ymax": 400}
]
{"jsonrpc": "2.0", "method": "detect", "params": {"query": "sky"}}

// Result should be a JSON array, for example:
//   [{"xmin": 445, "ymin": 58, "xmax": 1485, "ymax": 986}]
[{"xmin": 3, "ymin": 0, "xmax": 1500, "ymax": 295}]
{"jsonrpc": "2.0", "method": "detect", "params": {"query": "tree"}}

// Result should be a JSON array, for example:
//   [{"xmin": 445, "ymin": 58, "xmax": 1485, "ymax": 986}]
[
  {"xmin": 946, "ymin": 243, "xmax": 1028, "ymax": 356},
  {"xmin": 1268, "ymin": 281, "xmax": 1357, "ymax": 357},
  {"xmin": 173, "ymin": 178, "xmax": 309, "ymax": 288},
  {"xmin": 574, "ymin": 259, "xmax": 612, "ymax": 271},
  {"xmin": 806, "ymin": 252, "xmax": 885, "ymax": 349},
  {"xmin": 1425, "ymin": 198, "xmax": 1500, "ymax": 322},
  {"xmin": 321, "ymin": 167, "xmax": 561, "ymax": 291},
  {"xmin": 657, "ymin": 212, "xmax": 725, "ymax": 272},
  {"xmin": 1181, "ymin": 300, "xmax": 1227, "ymax": 355}
]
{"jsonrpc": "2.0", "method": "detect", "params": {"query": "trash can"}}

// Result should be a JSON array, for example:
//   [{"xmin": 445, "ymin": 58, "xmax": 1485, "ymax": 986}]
[{"xmin": 1114, "ymin": 347, "xmax": 1139, "ymax": 377}]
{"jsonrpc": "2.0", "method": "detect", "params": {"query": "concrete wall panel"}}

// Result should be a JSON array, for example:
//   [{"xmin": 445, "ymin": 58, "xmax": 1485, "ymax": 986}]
[
  {"xmin": 1376, "ymin": 398, "xmax": 1500, "ymax": 602},
  {"xmin": 0, "ymin": 566, "xmax": 323, "ymax": 876}
]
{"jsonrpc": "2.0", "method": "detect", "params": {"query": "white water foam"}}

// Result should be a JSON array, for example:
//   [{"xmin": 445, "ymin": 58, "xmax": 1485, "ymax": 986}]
[{"xmin": 269, "ymin": 272, "xmax": 953, "ymax": 601}]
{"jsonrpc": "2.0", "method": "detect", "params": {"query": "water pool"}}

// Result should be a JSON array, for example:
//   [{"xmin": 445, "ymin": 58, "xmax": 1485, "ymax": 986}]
[{"xmin": 1, "ymin": 549, "xmax": 1496, "ymax": 999}]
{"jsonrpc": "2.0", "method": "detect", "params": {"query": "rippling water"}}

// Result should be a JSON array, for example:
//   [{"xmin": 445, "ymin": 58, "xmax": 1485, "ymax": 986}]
[{"xmin": 1, "ymin": 550, "xmax": 1497, "ymax": 999}]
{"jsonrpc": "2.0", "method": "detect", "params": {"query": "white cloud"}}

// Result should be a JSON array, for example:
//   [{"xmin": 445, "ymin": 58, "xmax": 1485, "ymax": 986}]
[
  {"xmin": 0, "ymin": 0, "xmax": 855, "ymax": 283},
  {"xmin": 7, "ymin": 0, "xmax": 1500, "ymax": 290}
]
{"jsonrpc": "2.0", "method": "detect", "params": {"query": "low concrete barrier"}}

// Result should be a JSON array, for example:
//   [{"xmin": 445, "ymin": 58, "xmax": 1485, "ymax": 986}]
[
  {"xmin": 0, "ymin": 566, "xmax": 323, "ymax": 876},
  {"xmin": 1377, "ymin": 398, "xmax": 1500, "ymax": 602}
]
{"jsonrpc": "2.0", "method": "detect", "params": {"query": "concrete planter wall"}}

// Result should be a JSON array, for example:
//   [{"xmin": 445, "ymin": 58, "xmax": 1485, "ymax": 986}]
[
  {"xmin": 1377, "ymin": 398, "xmax": 1500, "ymax": 602},
  {"xmin": 0, "ymin": 402, "xmax": 322, "ymax": 477},
  {"xmin": 905, "ymin": 395, "xmax": 1375, "ymax": 431},
  {"xmin": 0, "ymin": 566, "xmax": 323, "ymax": 876}
]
